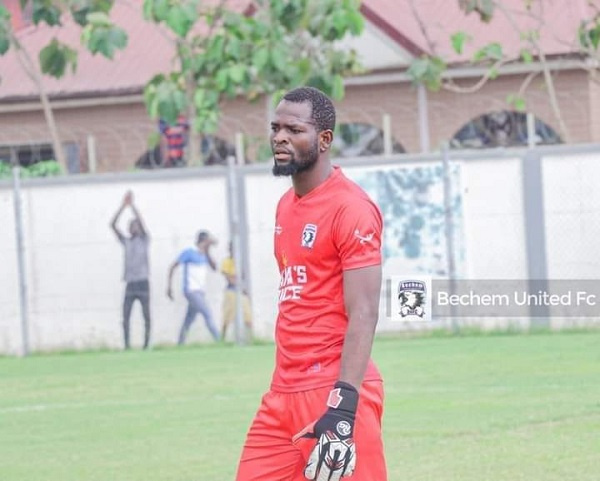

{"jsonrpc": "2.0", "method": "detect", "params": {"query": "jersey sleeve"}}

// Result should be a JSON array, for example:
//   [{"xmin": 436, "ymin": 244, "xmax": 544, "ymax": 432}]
[
  {"xmin": 177, "ymin": 248, "xmax": 192, "ymax": 264},
  {"xmin": 333, "ymin": 198, "xmax": 383, "ymax": 271}
]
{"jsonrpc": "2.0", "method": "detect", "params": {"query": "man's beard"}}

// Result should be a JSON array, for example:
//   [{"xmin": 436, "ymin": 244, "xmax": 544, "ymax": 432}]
[{"xmin": 272, "ymin": 143, "xmax": 319, "ymax": 177}]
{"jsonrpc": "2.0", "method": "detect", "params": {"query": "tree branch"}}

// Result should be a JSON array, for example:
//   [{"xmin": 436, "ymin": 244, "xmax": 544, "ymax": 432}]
[
  {"xmin": 493, "ymin": 0, "xmax": 570, "ymax": 141},
  {"xmin": 442, "ymin": 58, "xmax": 511, "ymax": 93},
  {"xmin": 10, "ymin": 32, "xmax": 68, "ymax": 171},
  {"xmin": 407, "ymin": 0, "xmax": 438, "ymax": 54}
]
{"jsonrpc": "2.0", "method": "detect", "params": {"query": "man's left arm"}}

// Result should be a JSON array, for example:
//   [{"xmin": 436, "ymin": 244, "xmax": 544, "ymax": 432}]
[
  {"xmin": 338, "ymin": 264, "xmax": 382, "ymax": 389},
  {"xmin": 130, "ymin": 202, "xmax": 149, "ymax": 238},
  {"xmin": 294, "ymin": 200, "xmax": 382, "ymax": 481},
  {"xmin": 294, "ymin": 265, "xmax": 382, "ymax": 481}
]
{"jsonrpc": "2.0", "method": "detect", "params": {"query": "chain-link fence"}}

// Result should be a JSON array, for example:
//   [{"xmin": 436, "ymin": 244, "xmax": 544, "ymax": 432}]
[{"xmin": 3, "ymin": 68, "xmax": 600, "ymax": 177}]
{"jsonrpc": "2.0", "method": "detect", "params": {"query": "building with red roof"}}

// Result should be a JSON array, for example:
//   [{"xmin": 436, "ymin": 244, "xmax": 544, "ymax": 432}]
[{"xmin": 0, "ymin": 0, "xmax": 598, "ymax": 172}]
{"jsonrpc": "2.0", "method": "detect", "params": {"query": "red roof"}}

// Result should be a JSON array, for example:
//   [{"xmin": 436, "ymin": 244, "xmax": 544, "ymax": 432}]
[
  {"xmin": 0, "ymin": 0, "xmax": 252, "ymax": 101},
  {"xmin": 363, "ymin": 0, "xmax": 597, "ymax": 61},
  {"xmin": 0, "ymin": 0, "xmax": 595, "ymax": 101}
]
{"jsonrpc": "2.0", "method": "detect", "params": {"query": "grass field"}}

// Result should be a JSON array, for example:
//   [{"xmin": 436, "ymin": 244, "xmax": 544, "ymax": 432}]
[{"xmin": 1, "ymin": 330, "xmax": 599, "ymax": 481}]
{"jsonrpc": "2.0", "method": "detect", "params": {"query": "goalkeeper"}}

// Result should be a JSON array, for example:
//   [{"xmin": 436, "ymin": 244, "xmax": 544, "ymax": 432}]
[{"xmin": 235, "ymin": 87, "xmax": 386, "ymax": 481}]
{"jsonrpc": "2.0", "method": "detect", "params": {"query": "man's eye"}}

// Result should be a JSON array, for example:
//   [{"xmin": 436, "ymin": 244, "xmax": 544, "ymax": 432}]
[{"xmin": 290, "ymin": 128, "xmax": 301, "ymax": 134}]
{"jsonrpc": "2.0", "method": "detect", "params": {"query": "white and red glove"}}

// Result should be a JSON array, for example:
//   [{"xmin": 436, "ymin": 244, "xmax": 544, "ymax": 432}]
[{"xmin": 294, "ymin": 381, "xmax": 359, "ymax": 481}]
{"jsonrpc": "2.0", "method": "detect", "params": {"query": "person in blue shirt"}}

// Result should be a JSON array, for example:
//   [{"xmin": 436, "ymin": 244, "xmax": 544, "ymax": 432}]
[{"xmin": 167, "ymin": 230, "xmax": 219, "ymax": 344}]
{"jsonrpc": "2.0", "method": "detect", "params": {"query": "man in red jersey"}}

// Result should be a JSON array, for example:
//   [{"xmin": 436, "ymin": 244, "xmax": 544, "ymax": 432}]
[{"xmin": 235, "ymin": 86, "xmax": 386, "ymax": 481}]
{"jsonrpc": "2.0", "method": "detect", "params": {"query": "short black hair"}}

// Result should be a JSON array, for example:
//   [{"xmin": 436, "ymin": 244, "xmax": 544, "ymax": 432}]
[
  {"xmin": 196, "ymin": 230, "xmax": 209, "ymax": 243},
  {"xmin": 282, "ymin": 86, "xmax": 336, "ymax": 132}
]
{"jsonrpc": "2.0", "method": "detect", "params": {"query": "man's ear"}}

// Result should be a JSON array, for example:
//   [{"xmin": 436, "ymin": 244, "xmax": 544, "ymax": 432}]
[{"xmin": 319, "ymin": 130, "xmax": 333, "ymax": 152}]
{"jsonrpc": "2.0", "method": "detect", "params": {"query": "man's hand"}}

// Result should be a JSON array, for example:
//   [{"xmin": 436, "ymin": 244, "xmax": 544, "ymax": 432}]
[
  {"xmin": 123, "ymin": 190, "xmax": 133, "ymax": 206},
  {"xmin": 293, "ymin": 381, "xmax": 358, "ymax": 481}
]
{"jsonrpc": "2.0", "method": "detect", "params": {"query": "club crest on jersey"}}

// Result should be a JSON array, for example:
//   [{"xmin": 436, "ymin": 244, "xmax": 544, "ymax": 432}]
[{"xmin": 301, "ymin": 224, "xmax": 318, "ymax": 248}]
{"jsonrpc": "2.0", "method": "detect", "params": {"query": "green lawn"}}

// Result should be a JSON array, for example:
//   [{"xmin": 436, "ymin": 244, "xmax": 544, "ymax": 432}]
[{"xmin": 1, "ymin": 331, "xmax": 599, "ymax": 481}]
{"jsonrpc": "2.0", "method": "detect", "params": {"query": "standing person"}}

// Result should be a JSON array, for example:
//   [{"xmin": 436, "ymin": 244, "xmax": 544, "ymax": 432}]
[
  {"xmin": 159, "ymin": 114, "xmax": 189, "ymax": 167},
  {"xmin": 236, "ymin": 87, "xmax": 386, "ymax": 481},
  {"xmin": 110, "ymin": 190, "xmax": 151, "ymax": 350},
  {"xmin": 167, "ymin": 230, "xmax": 220, "ymax": 344},
  {"xmin": 220, "ymin": 241, "xmax": 253, "ymax": 341}
]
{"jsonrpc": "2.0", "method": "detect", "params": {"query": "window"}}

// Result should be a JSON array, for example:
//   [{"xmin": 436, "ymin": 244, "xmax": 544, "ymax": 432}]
[
  {"xmin": 0, "ymin": 143, "xmax": 55, "ymax": 166},
  {"xmin": 135, "ymin": 135, "xmax": 236, "ymax": 169},
  {"xmin": 331, "ymin": 123, "xmax": 405, "ymax": 158},
  {"xmin": 451, "ymin": 111, "xmax": 562, "ymax": 149}
]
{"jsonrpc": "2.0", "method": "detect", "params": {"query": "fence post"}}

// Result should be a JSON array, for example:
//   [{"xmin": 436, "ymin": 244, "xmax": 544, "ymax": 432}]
[
  {"xmin": 226, "ymin": 154, "xmax": 246, "ymax": 345},
  {"xmin": 87, "ymin": 135, "xmax": 97, "ymax": 173},
  {"xmin": 441, "ymin": 143, "xmax": 458, "ymax": 330},
  {"xmin": 418, "ymin": 85, "xmax": 431, "ymax": 153},
  {"xmin": 11, "ymin": 158, "xmax": 30, "ymax": 356},
  {"xmin": 382, "ymin": 114, "xmax": 392, "ymax": 157},
  {"xmin": 526, "ymin": 112, "xmax": 536, "ymax": 149},
  {"xmin": 522, "ymin": 149, "xmax": 550, "ymax": 325}
]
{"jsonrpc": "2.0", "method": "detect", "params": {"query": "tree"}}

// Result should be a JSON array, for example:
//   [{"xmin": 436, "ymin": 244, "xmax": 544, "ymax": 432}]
[
  {"xmin": 406, "ymin": 0, "xmax": 600, "ymax": 143},
  {"xmin": 0, "ymin": 1, "xmax": 127, "ymax": 172},
  {"xmin": 142, "ymin": 0, "xmax": 364, "ymax": 165}
]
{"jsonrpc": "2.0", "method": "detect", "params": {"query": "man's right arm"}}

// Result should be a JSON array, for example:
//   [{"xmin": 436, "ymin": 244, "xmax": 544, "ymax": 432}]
[
  {"xmin": 110, "ymin": 191, "xmax": 132, "ymax": 241},
  {"xmin": 110, "ymin": 205, "xmax": 126, "ymax": 242},
  {"xmin": 166, "ymin": 260, "xmax": 179, "ymax": 300}
]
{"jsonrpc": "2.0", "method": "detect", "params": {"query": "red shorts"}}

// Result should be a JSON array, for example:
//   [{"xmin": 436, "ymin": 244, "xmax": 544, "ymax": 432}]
[{"xmin": 235, "ymin": 380, "xmax": 386, "ymax": 481}]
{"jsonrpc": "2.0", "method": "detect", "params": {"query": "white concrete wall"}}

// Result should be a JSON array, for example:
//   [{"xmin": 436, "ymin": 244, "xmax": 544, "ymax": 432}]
[
  {"xmin": 0, "ymin": 172, "xmax": 231, "ymax": 354},
  {"xmin": 2, "ymin": 150, "xmax": 600, "ymax": 354},
  {"xmin": 0, "ymin": 184, "xmax": 20, "ymax": 354},
  {"xmin": 459, "ymin": 157, "xmax": 528, "ymax": 279},
  {"xmin": 542, "ymin": 153, "xmax": 600, "ymax": 278}
]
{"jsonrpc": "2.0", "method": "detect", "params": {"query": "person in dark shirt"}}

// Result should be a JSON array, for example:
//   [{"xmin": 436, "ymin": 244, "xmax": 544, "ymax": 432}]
[{"xmin": 110, "ymin": 190, "xmax": 151, "ymax": 350}]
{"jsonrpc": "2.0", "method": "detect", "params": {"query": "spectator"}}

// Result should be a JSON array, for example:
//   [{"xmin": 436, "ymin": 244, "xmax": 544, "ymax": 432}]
[
  {"xmin": 110, "ymin": 190, "xmax": 151, "ymax": 350},
  {"xmin": 159, "ymin": 114, "xmax": 189, "ymax": 167},
  {"xmin": 167, "ymin": 230, "xmax": 219, "ymax": 344},
  {"xmin": 220, "ymin": 241, "xmax": 253, "ymax": 341}
]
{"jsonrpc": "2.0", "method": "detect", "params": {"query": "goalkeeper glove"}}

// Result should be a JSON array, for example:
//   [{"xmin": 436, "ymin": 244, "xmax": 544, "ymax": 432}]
[{"xmin": 294, "ymin": 381, "xmax": 359, "ymax": 481}]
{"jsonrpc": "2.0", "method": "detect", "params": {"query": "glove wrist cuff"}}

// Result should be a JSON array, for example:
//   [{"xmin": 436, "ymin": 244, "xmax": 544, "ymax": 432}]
[{"xmin": 326, "ymin": 381, "xmax": 359, "ymax": 413}]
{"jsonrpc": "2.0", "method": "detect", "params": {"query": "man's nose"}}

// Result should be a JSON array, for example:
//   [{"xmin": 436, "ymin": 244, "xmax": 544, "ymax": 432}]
[{"xmin": 271, "ymin": 129, "xmax": 288, "ymax": 145}]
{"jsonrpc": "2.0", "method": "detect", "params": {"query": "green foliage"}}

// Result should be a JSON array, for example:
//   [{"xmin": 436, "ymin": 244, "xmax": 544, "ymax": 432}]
[
  {"xmin": 579, "ymin": 16, "xmax": 600, "ymax": 50},
  {"xmin": 520, "ymin": 47, "xmax": 533, "ymax": 63},
  {"xmin": 450, "ymin": 31, "xmax": 471, "ymax": 54},
  {"xmin": 0, "ymin": 160, "xmax": 62, "ymax": 178},
  {"xmin": 81, "ymin": 12, "xmax": 128, "ymax": 59},
  {"xmin": 458, "ymin": 0, "xmax": 495, "ymax": 22},
  {"xmin": 21, "ymin": 159, "xmax": 62, "ymax": 177},
  {"xmin": 507, "ymin": 93, "xmax": 527, "ymax": 111},
  {"xmin": 142, "ymin": 0, "xmax": 364, "ymax": 130},
  {"xmin": 70, "ymin": 0, "xmax": 114, "ymax": 26},
  {"xmin": 473, "ymin": 42, "xmax": 503, "ymax": 62},
  {"xmin": 144, "ymin": 73, "xmax": 189, "ymax": 126},
  {"xmin": 39, "ymin": 39, "xmax": 78, "ymax": 76},
  {"xmin": 1, "ymin": 1, "xmax": 127, "ymax": 78},
  {"xmin": 32, "ymin": 1, "xmax": 62, "ymax": 26},
  {"xmin": 407, "ymin": 56, "xmax": 447, "ymax": 91},
  {"xmin": 0, "ymin": 161, "xmax": 12, "ymax": 178},
  {"xmin": 0, "ymin": 5, "xmax": 11, "ymax": 54}
]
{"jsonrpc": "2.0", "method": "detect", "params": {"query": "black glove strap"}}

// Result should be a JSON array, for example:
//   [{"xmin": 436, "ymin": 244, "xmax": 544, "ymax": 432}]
[{"xmin": 326, "ymin": 381, "xmax": 359, "ymax": 415}]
